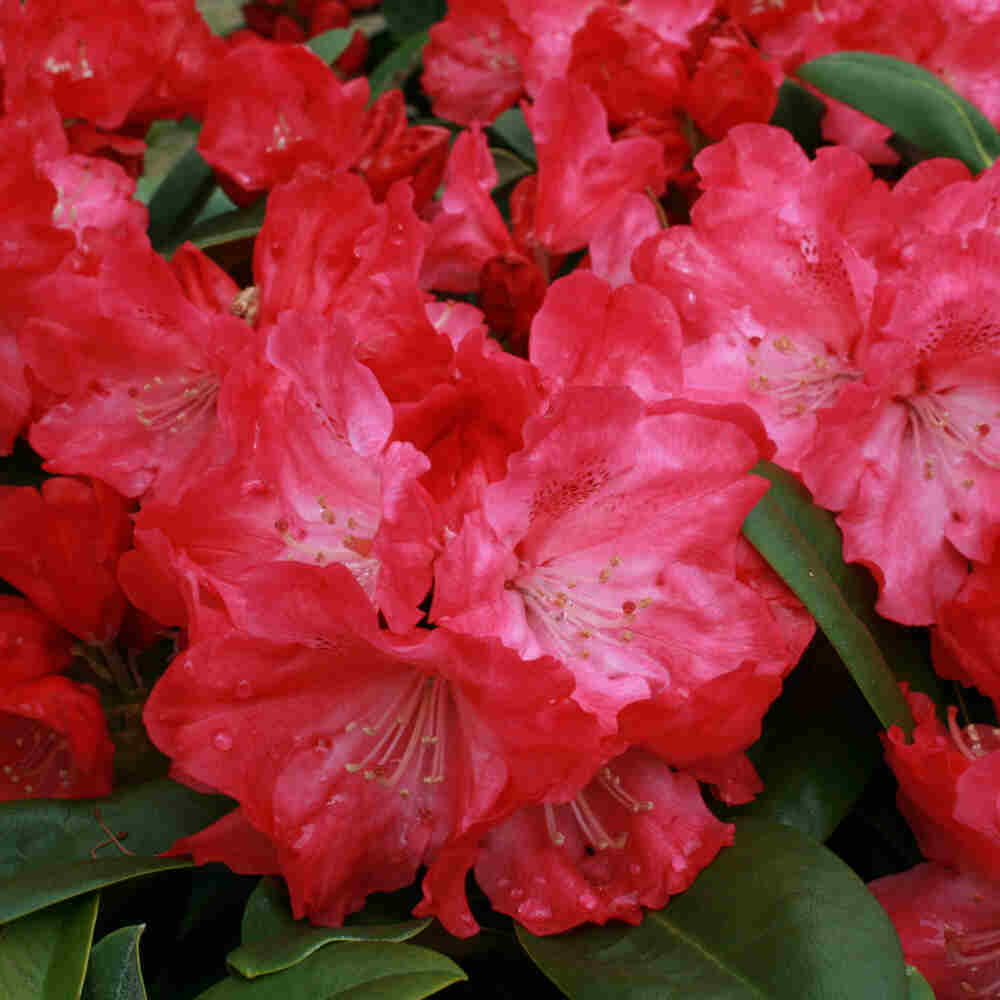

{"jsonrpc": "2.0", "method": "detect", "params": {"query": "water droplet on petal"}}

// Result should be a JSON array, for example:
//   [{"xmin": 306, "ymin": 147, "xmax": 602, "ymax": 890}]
[
  {"xmin": 509, "ymin": 887, "xmax": 525, "ymax": 901},
  {"xmin": 235, "ymin": 680, "xmax": 252, "ymax": 699},
  {"xmin": 578, "ymin": 891, "xmax": 599, "ymax": 911},
  {"xmin": 292, "ymin": 823, "xmax": 315, "ymax": 850},
  {"xmin": 213, "ymin": 730, "xmax": 233, "ymax": 751}
]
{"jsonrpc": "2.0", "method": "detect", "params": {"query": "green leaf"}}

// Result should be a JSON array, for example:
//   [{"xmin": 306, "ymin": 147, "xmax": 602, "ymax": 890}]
[
  {"xmin": 368, "ymin": 31, "xmax": 429, "ymax": 102},
  {"xmin": 306, "ymin": 29, "xmax": 354, "ymax": 65},
  {"xmin": 491, "ymin": 148, "xmax": 534, "ymax": 188},
  {"xmin": 147, "ymin": 144, "xmax": 218, "ymax": 255},
  {"xmin": 185, "ymin": 200, "xmax": 269, "ymax": 253},
  {"xmin": 518, "ymin": 818, "xmax": 907, "ymax": 1000},
  {"xmin": 769, "ymin": 80, "xmax": 826, "ymax": 158},
  {"xmin": 905, "ymin": 966, "xmax": 935, "ymax": 1000},
  {"xmin": 83, "ymin": 924, "xmax": 148, "ymax": 1000},
  {"xmin": 0, "ymin": 779, "xmax": 231, "ymax": 877},
  {"xmin": 200, "ymin": 942, "xmax": 464, "ymax": 998},
  {"xmin": 0, "ymin": 894, "xmax": 98, "ymax": 1000},
  {"xmin": 229, "ymin": 878, "xmax": 430, "ymax": 979},
  {"xmin": 720, "ymin": 634, "xmax": 882, "ymax": 841},
  {"xmin": 742, "ymin": 463, "xmax": 916, "ymax": 735},
  {"xmin": 381, "ymin": 0, "xmax": 446, "ymax": 40},
  {"xmin": 490, "ymin": 108, "xmax": 537, "ymax": 166},
  {"xmin": 0, "ymin": 856, "xmax": 192, "ymax": 926},
  {"xmin": 796, "ymin": 52, "xmax": 1000, "ymax": 172}
]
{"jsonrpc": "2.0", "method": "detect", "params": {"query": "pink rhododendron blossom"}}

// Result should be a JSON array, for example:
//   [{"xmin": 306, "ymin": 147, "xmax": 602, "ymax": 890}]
[
  {"xmin": 433, "ymin": 387, "xmax": 809, "ymax": 741},
  {"xmin": 473, "ymin": 749, "xmax": 735, "ymax": 934},
  {"xmin": 147, "ymin": 562, "xmax": 604, "ymax": 935},
  {"xmin": 870, "ymin": 863, "xmax": 1000, "ymax": 1000}
]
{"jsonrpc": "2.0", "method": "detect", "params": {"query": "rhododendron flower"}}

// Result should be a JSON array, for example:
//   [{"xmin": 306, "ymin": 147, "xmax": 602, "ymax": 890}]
[
  {"xmin": 0, "ymin": 477, "xmax": 131, "ymax": 644},
  {"xmin": 885, "ymin": 687, "xmax": 1000, "ymax": 884},
  {"xmin": 0, "ymin": 675, "xmax": 114, "ymax": 800},
  {"xmin": 433, "ymin": 387, "xmax": 812, "ymax": 747},
  {"xmin": 146, "ymin": 562, "xmax": 605, "ymax": 936},
  {"xmin": 0, "ymin": 596, "xmax": 74, "ymax": 686},
  {"xmin": 870, "ymin": 863, "xmax": 1000, "ymax": 1000},
  {"xmin": 471, "ymin": 748, "xmax": 735, "ymax": 934}
]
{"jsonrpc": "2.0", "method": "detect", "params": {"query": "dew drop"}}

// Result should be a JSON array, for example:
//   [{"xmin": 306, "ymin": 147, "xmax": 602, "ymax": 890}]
[
  {"xmin": 628, "ymin": 863, "xmax": 642, "ymax": 876},
  {"xmin": 235, "ymin": 680, "xmax": 252, "ymax": 699},
  {"xmin": 213, "ymin": 730, "xmax": 233, "ymax": 751},
  {"xmin": 327, "ymin": 794, "xmax": 346, "ymax": 807},
  {"xmin": 578, "ymin": 891, "xmax": 599, "ymax": 912},
  {"xmin": 509, "ymin": 887, "xmax": 525, "ymax": 901},
  {"xmin": 292, "ymin": 823, "xmax": 315, "ymax": 850}
]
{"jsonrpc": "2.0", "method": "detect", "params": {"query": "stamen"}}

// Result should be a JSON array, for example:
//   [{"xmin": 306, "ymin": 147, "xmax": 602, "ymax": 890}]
[{"xmin": 596, "ymin": 766, "xmax": 653, "ymax": 813}]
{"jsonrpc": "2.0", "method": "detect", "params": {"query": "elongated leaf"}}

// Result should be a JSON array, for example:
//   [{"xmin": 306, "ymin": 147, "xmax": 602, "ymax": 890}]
[
  {"xmin": 905, "ymin": 966, "xmax": 935, "ymax": 1000},
  {"xmin": 147, "ymin": 144, "xmax": 218, "ymax": 255},
  {"xmin": 200, "ymin": 942, "xmax": 464, "ymax": 999},
  {"xmin": 519, "ymin": 818, "xmax": 907, "ymax": 1000},
  {"xmin": 186, "ymin": 200, "xmax": 268, "ymax": 253},
  {"xmin": 0, "ymin": 779, "xmax": 231, "ymax": 877},
  {"xmin": 796, "ymin": 52, "xmax": 1000, "ymax": 172},
  {"xmin": 0, "ymin": 894, "xmax": 98, "ymax": 1000},
  {"xmin": 306, "ymin": 29, "xmax": 354, "ymax": 65},
  {"xmin": 368, "ymin": 31, "xmax": 429, "ymax": 102},
  {"xmin": 0, "ymin": 856, "xmax": 191, "ymax": 926},
  {"xmin": 490, "ymin": 108, "xmax": 537, "ymax": 165},
  {"xmin": 83, "ymin": 924, "xmax": 148, "ymax": 1000},
  {"xmin": 230, "ymin": 878, "xmax": 429, "ymax": 979},
  {"xmin": 742, "ymin": 465, "xmax": 914, "ymax": 735}
]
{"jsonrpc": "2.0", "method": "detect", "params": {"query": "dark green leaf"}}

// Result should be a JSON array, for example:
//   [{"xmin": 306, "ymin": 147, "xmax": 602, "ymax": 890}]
[
  {"xmin": 519, "ymin": 818, "xmax": 907, "ymax": 1000},
  {"xmin": 0, "ymin": 779, "xmax": 231, "ymax": 877},
  {"xmin": 796, "ymin": 52, "xmax": 1000, "ymax": 172},
  {"xmin": 0, "ymin": 856, "xmax": 192, "ymax": 926},
  {"xmin": 490, "ymin": 108, "xmax": 536, "ymax": 166},
  {"xmin": 720, "ymin": 635, "xmax": 882, "ymax": 841},
  {"xmin": 186, "ymin": 200, "xmax": 268, "ymax": 253},
  {"xmin": 381, "ymin": 0, "xmax": 446, "ymax": 40},
  {"xmin": 769, "ymin": 80, "xmax": 826, "ymax": 158},
  {"xmin": 229, "ymin": 878, "xmax": 430, "ymax": 979},
  {"xmin": 491, "ymin": 148, "xmax": 534, "ymax": 188},
  {"xmin": 0, "ymin": 894, "xmax": 98, "ymax": 1000},
  {"xmin": 368, "ymin": 31, "xmax": 429, "ymax": 102},
  {"xmin": 905, "ymin": 966, "xmax": 935, "ymax": 1000},
  {"xmin": 147, "ymin": 144, "xmax": 218, "ymax": 255},
  {"xmin": 306, "ymin": 29, "xmax": 354, "ymax": 65},
  {"xmin": 742, "ymin": 463, "xmax": 916, "ymax": 735},
  {"xmin": 200, "ymin": 942, "xmax": 464, "ymax": 998},
  {"xmin": 83, "ymin": 924, "xmax": 148, "ymax": 1000}
]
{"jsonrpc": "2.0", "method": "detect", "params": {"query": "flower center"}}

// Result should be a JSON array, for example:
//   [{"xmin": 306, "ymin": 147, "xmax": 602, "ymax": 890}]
[
  {"xmin": 343, "ymin": 675, "xmax": 448, "ymax": 798},
  {"xmin": 130, "ymin": 373, "xmax": 220, "ymax": 435},
  {"xmin": 945, "ymin": 924, "xmax": 1000, "ymax": 997},
  {"xmin": 948, "ymin": 707, "xmax": 1000, "ymax": 761},
  {"xmin": 0, "ymin": 713, "xmax": 74, "ymax": 799}
]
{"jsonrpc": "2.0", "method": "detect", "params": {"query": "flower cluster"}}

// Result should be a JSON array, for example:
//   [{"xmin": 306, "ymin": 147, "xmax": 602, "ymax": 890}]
[{"xmin": 4, "ymin": 0, "xmax": 1000, "ymax": 962}]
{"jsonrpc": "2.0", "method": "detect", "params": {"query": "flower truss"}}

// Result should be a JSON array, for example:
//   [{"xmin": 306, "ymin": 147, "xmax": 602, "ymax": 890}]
[{"xmin": 3, "ymin": 0, "xmax": 1000, "ymax": 998}]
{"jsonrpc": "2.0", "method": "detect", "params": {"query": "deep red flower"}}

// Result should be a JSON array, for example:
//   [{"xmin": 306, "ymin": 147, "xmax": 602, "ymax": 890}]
[{"xmin": 0, "ymin": 595, "xmax": 74, "ymax": 687}]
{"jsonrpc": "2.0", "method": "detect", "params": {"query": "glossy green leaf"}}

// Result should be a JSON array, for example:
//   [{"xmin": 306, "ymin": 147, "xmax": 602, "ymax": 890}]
[
  {"xmin": 186, "ymin": 200, "xmax": 268, "ymax": 253},
  {"xmin": 742, "ymin": 463, "xmax": 915, "ymax": 735},
  {"xmin": 0, "ymin": 894, "xmax": 98, "ymax": 1000},
  {"xmin": 381, "ymin": 0, "xmax": 446, "ymax": 40},
  {"xmin": 147, "ymin": 143, "xmax": 218, "ymax": 255},
  {"xmin": 490, "ymin": 108, "xmax": 537, "ymax": 166},
  {"xmin": 720, "ymin": 635, "xmax": 882, "ymax": 841},
  {"xmin": 491, "ymin": 147, "xmax": 534, "ymax": 188},
  {"xmin": 368, "ymin": 31, "xmax": 429, "ymax": 102},
  {"xmin": 905, "ymin": 966, "xmax": 935, "ymax": 1000},
  {"xmin": 83, "ymin": 924, "xmax": 148, "ymax": 1000},
  {"xmin": 229, "ymin": 878, "xmax": 430, "ymax": 978},
  {"xmin": 201, "ymin": 942, "xmax": 464, "ymax": 998},
  {"xmin": 306, "ymin": 29, "xmax": 354, "ymax": 65},
  {"xmin": 769, "ymin": 80, "xmax": 825, "ymax": 158},
  {"xmin": 0, "ymin": 779, "xmax": 231, "ymax": 876},
  {"xmin": 519, "ymin": 818, "xmax": 907, "ymax": 1000},
  {"xmin": 796, "ymin": 52, "xmax": 1000, "ymax": 172},
  {"xmin": 0, "ymin": 856, "xmax": 192, "ymax": 926}
]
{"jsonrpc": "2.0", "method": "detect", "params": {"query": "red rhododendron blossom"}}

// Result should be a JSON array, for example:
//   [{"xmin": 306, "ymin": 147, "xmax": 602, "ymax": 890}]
[
  {"xmin": 1, "ymin": 0, "xmax": 206, "ymax": 130},
  {"xmin": 0, "ymin": 477, "xmax": 130, "ymax": 644},
  {"xmin": 870, "ymin": 862, "xmax": 1000, "ymax": 1000},
  {"xmin": 21, "ymin": 243, "xmax": 252, "ymax": 501},
  {"xmin": 197, "ymin": 38, "xmax": 368, "ymax": 198},
  {"xmin": 0, "ymin": 595, "xmax": 74, "ymax": 686},
  {"xmin": 146, "ymin": 562, "xmax": 604, "ymax": 935},
  {"xmin": 433, "ymin": 387, "xmax": 805, "ymax": 745},
  {"xmin": 586, "ymin": 192, "xmax": 662, "ymax": 289},
  {"xmin": 472, "ymin": 748, "xmax": 735, "ymax": 934},
  {"xmin": 0, "ymin": 675, "xmax": 113, "ymax": 800},
  {"xmin": 526, "ymin": 79, "xmax": 667, "ymax": 254},
  {"xmin": 934, "ymin": 555, "xmax": 1000, "ymax": 703},
  {"xmin": 885, "ymin": 687, "xmax": 1000, "ymax": 884}
]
